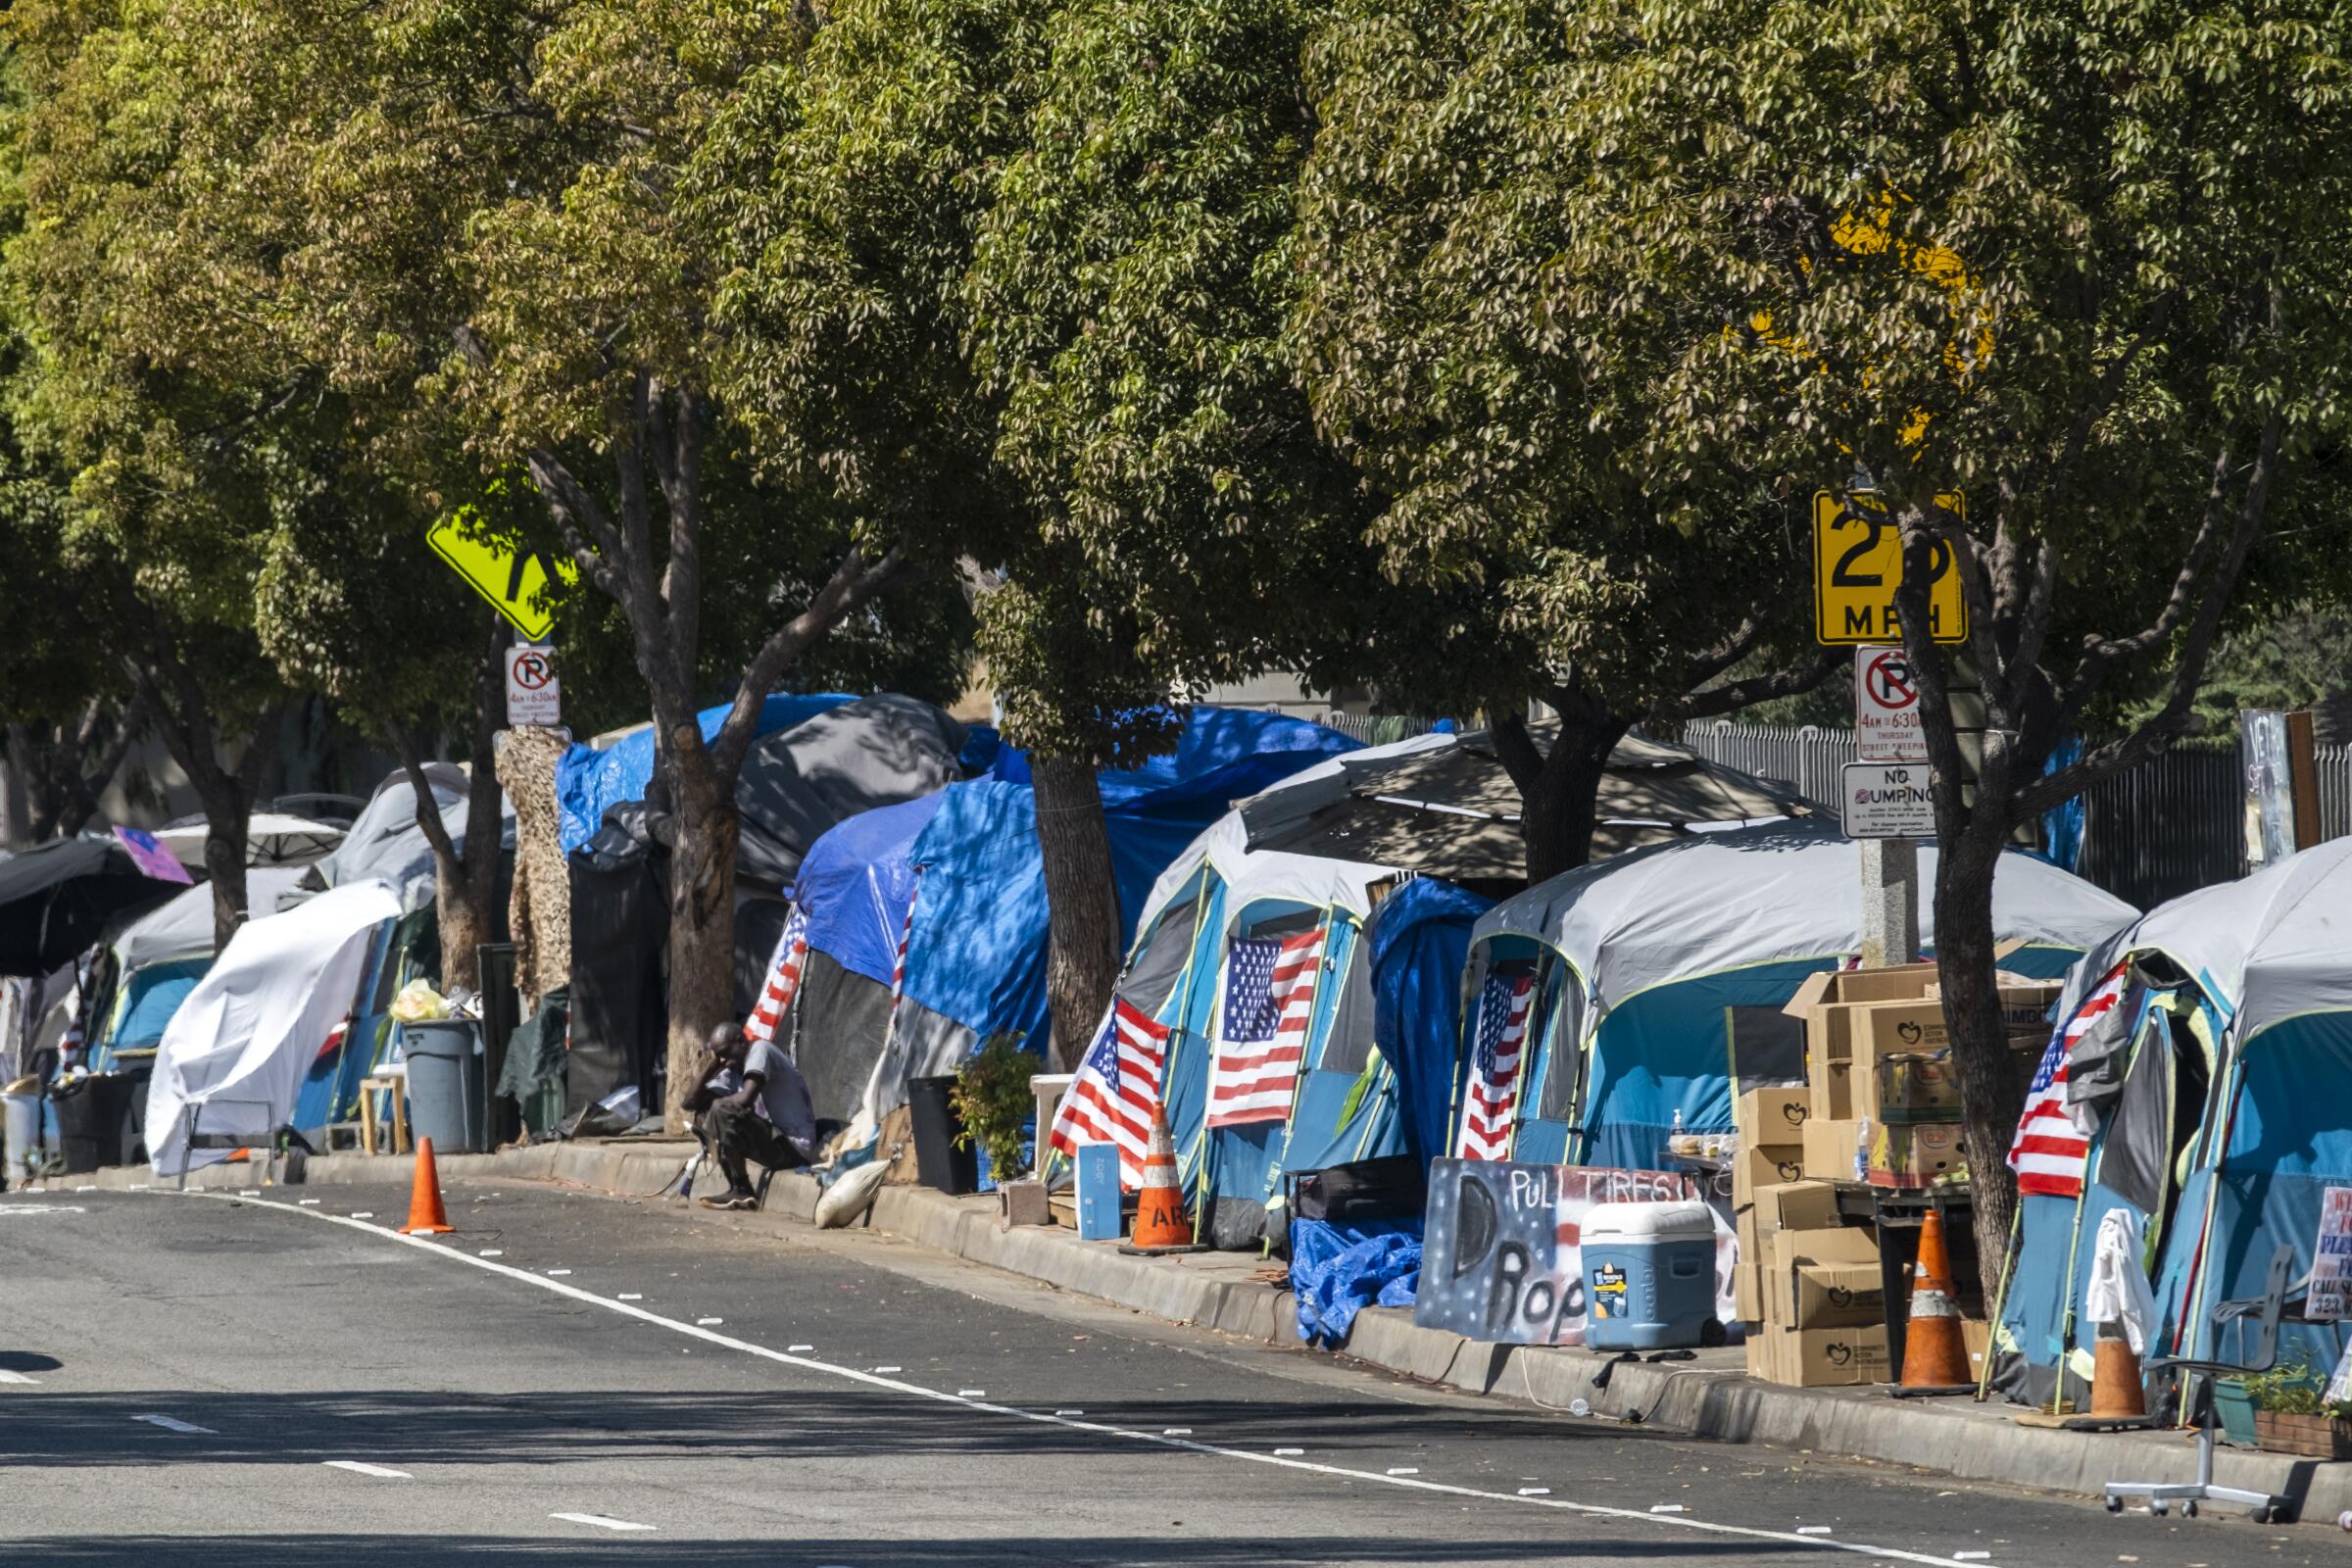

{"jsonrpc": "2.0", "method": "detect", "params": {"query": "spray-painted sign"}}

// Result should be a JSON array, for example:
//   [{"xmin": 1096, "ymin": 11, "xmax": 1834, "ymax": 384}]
[{"xmin": 1414, "ymin": 1159, "xmax": 1739, "ymax": 1346}]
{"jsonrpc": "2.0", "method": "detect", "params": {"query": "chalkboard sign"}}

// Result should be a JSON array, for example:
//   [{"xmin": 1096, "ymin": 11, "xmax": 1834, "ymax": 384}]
[{"xmin": 1415, "ymin": 1158, "xmax": 1738, "ymax": 1346}]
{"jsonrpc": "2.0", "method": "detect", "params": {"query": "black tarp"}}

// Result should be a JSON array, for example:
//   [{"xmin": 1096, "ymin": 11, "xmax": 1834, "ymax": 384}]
[
  {"xmin": 0, "ymin": 838, "xmax": 183, "ymax": 977},
  {"xmin": 564, "ymin": 808, "xmax": 668, "ymax": 1117},
  {"xmin": 734, "ymin": 895, "xmax": 792, "ymax": 1019},
  {"xmin": 789, "ymin": 949, "xmax": 896, "ymax": 1124},
  {"xmin": 734, "ymin": 694, "xmax": 965, "ymax": 893}
]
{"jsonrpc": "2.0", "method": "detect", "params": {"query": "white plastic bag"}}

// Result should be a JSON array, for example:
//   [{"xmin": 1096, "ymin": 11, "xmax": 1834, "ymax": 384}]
[{"xmin": 389, "ymin": 978, "xmax": 450, "ymax": 1023}]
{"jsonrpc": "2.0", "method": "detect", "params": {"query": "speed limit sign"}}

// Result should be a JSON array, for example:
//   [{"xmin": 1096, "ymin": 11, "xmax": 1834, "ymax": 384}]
[{"xmin": 505, "ymin": 644, "xmax": 561, "ymax": 727}]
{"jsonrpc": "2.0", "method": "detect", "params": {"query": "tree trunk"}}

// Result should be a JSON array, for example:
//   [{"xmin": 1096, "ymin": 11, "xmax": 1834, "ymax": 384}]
[
  {"xmin": 1491, "ymin": 699, "xmax": 1628, "ymax": 885},
  {"xmin": 1933, "ymin": 818, "xmax": 2025, "ymax": 1277},
  {"xmin": 663, "ymin": 732, "xmax": 740, "ymax": 1128},
  {"xmin": 1032, "ymin": 754, "xmax": 1120, "ymax": 1071},
  {"xmin": 194, "ymin": 777, "xmax": 252, "ymax": 952}
]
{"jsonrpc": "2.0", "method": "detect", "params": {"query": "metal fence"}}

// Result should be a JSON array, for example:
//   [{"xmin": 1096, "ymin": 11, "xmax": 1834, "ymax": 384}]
[{"xmin": 1678, "ymin": 719, "xmax": 2352, "ymax": 909}]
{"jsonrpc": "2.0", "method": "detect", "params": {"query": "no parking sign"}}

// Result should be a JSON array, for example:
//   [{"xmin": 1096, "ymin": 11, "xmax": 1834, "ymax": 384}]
[
  {"xmin": 1854, "ymin": 646, "xmax": 1925, "ymax": 762},
  {"xmin": 506, "ymin": 644, "xmax": 561, "ymax": 728}
]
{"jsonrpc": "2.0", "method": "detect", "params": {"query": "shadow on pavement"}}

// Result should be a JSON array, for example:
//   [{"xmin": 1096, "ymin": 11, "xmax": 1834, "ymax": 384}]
[
  {"xmin": 0, "ymin": 1388, "xmax": 1678, "ymax": 1470},
  {"xmin": 8, "ymin": 1533, "xmax": 1761, "ymax": 1565}
]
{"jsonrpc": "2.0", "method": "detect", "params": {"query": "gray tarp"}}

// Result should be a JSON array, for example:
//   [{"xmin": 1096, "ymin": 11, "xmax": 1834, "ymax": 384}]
[
  {"xmin": 735, "ymin": 695, "xmax": 965, "ymax": 892},
  {"xmin": 311, "ymin": 763, "xmax": 516, "ymax": 914}
]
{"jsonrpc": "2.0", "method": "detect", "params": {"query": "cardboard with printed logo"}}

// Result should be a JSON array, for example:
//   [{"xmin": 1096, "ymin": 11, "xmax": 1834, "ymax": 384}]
[
  {"xmin": 1735, "ymin": 1142, "xmax": 1806, "ymax": 1209},
  {"xmin": 1737, "ymin": 1086, "xmax": 1811, "ymax": 1144},
  {"xmin": 1770, "ymin": 1226, "xmax": 1884, "ymax": 1329},
  {"xmin": 1769, "ymin": 1322, "xmax": 1890, "ymax": 1386},
  {"xmin": 1867, "ymin": 1121, "xmax": 1968, "ymax": 1188}
]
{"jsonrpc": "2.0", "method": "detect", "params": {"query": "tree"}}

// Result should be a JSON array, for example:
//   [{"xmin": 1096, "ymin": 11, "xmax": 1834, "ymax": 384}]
[
  {"xmin": 8, "ymin": 0, "xmax": 306, "ymax": 945},
  {"xmin": 1545, "ymin": 0, "xmax": 2352, "ymax": 1266},
  {"xmin": 74, "ymin": 0, "xmax": 970, "ymax": 1121},
  {"xmin": 1289, "ymin": 0, "xmax": 1836, "ymax": 882}
]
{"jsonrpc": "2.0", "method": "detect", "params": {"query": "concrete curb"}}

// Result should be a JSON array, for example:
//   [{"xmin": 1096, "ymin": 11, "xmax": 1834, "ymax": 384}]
[{"xmin": 62, "ymin": 1143, "xmax": 2352, "ymax": 1524}]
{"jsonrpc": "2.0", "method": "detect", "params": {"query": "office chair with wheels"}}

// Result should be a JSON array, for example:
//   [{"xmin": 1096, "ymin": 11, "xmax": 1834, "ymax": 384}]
[{"xmin": 2103, "ymin": 1243, "xmax": 2296, "ymax": 1523}]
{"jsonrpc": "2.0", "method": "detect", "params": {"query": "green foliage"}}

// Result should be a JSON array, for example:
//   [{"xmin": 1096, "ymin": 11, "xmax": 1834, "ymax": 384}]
[
  {"xmin": 951, "ymin": 1032, "xmax": 1037, "ymax": 1181},
  {"xmin": 2243, "ymin": 1355, "xmax": 2352, "ymax": 1419}
]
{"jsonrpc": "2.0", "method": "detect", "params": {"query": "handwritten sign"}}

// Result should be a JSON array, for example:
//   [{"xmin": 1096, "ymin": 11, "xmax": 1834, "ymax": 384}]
[
  {"xmin": 1414, "ymin": 1159, "xmax": 1738, "ymax": 1346},
  {"xmin": 2309, "ymin": 1186, "xmax": 2352, "ymax": 1321}
]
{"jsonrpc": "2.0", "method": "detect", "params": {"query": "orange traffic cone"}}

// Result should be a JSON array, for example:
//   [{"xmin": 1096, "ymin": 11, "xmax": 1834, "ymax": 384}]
[
  {"xmin": 1125, "ymin": 1105, "xmax": 1194, "ymax": 1252},
  {"xmin": 2090, "ymin": 1324, "xmax": 2147, "ymax": 1420},
  {"xmin": 398, "ymin": 1137, "xmax": 455, "ymax": 1236},
  {"xmin": 1898, "ymin": 1207, "xmax": 1973, "ymax": 1393}
]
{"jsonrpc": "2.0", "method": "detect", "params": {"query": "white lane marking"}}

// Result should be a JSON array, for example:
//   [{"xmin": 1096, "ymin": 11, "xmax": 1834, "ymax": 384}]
[
  {"xmin": 1054, "ymin": 1408, "xmax": 1084, "ymax": 1416},
  {"xmin": 207, "ymin": 1195, "xmax": 1979, "ymax": 1568},
  {"xmin": 696, "ymin": 1317, "xmax": 723, "ymax": 1326},
  {"xmin": 1162, "ymin": 1427, "xmax": 1191, "ymax": 1436},
  {"xmin": 0, "ymin": 1370, "xmax": 40, "ymax": 1385},
  {"xmin": 546, "ymin": 1269, "xmax": 572, "ymax": 1277},
  {"xmin": 551, "ymin": 1512, "xmax": 655, "ymax": 1533},
  {"xmin": 958, "ymin": 1389, "xmax": 986, "ymax": 1398},
  {"xmin": 618, "ymin": 1294, "xmax": 643, "ymax": 1301},
  {"xmin": 479, "ymin": 1250, "xmax": 502, "ymax": 1256},
  {"xmin": 323, "ymin": 1460, "xmax": 412, "ymax": 1479},
  {"xmin": 299, "ymin": 1200, "xmax": 321, "ymax": 1206},
  {"xmin": 1800, "ymin": 1525, "xmax": 1835, "ymax": 1535},
  {"xmin": 1651, "ymin": 1503, "xmax": 1688, "ymax": 1513},
  {"xmin": 1519, "ymin": 1487, "xmax": 1551, "ymax": 1496},
  {"xmin": 872, "ymin": 1364, "xmax": 902, "ymax": 1373},
  {"xmin": 1951, "ymin": 1555, "xmax": 1990, "ymax": 1563},
  {"xmin": 0, "ymin": 1205, "xmax": 83, "ymax": 1216},
  {"xmin": 133, "ymin": 1414, "xmax": 217, "ymax": 1435},
  {"xmin": 75, "ymin": 1184, "xmax": 96, "ymax": 1193},
  {"xmin": 788, "ymin": 1344, "xmax": 813, "ymax": 1352},
  {"xmin": 1273, "ymin": 1447, "xmax": 1304, "ymax": 1456},
  {"xmin": 351, "ymin": 1212, "xmax": 374, "ymax": 1220},
  {"xmin": 1388, "ymin": 1467, "xmax": 1418, "ymax": 1476}
]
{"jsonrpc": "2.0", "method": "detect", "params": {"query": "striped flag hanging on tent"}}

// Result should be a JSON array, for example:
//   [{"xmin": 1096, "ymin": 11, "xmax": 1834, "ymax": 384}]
[
  {"xmin": 1456, "ymin": 971, "xmax": 1538, "ymax": 1160},
  {"xmin": 1047, "ymin": 997, "xmax": 1171, "ymax": 1187},
  {"xmin": 2008, "ymin": 960, "xmax": 2131, "ymax": 1198},
  {"xmin": 744, "ymin": 906, "xmax": 810, "ymax": 1046},
  {"xmin": 1207, "ymin": 928, "xmax": 1326, "ymax": 1128}
]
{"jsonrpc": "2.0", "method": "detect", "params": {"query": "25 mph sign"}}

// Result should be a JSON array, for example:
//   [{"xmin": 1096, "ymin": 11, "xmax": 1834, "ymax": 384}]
[{"xmin": 1854, "ymin": 645, "xmax": 1927, "ymax": 762}]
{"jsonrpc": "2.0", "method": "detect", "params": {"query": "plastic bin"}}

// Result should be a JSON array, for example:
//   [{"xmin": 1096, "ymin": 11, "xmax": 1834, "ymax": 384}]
[
  {"xmin": 401, "ymin": 1019, "xmax": 488, "ymax": 1154},
  {"xmin": 52, "ymin": 1072, "xmax": 140, "ymax": 1173},
  {"xmin": 907, "ymin": 1074, "xmax": 978, "ymax": 1196},
  {"xmin": 2, "ymin": 1092, "xmax": 40, "ymax": 1183},
  {"xmin": 1583, "ymin": 1199, "xmax": 1720, "ymax": 1351}
]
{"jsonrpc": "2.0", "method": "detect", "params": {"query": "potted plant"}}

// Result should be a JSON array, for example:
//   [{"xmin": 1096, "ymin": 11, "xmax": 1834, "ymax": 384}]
[
  {"xmin": 2242, "ymin": 1358, "xmax": 2352, "ymax": 1459},
  {"xmin": 951, "ymin": 1034, "xmax": 1048, "ymax": 1224}
]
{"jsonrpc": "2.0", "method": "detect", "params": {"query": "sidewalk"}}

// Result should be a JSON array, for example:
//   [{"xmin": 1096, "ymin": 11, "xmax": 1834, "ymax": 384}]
[{"xmin": 63, "ymin": 1141, "xmax": 2352, "ymax": 1526}]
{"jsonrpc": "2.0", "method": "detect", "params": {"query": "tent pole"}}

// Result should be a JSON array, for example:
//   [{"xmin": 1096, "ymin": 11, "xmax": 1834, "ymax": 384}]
[{"xmin": 1979, "ymin": 1203, "xmax": 2023, "ymax": 1402}]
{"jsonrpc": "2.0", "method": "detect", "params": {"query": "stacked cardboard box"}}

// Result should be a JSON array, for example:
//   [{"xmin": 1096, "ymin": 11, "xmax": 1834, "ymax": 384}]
[{"xmin": 1731, "ymin": 1087, "xmax": 1810, "ymax": 1324}]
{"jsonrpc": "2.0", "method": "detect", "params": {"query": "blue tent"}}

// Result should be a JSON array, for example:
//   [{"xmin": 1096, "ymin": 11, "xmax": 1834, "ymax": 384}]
[
  {"xmin": 778, "ymin": 709, "xmax": 1358, "ymax": 1129},
  {"xmin": 555, "ymin": 693, "xmax": 856, "ymax": 852},
  {"xmin": 1992, "ymin": 840, "xmax": 2352, "ymax": 1412},
  {"xmin": 1465, "ymin": 823, "xmax": 2135, "ymax": 1171},
  {"xmin": 1094, "ymin": 788, "xmax": 1492, "ymax": 1249}
]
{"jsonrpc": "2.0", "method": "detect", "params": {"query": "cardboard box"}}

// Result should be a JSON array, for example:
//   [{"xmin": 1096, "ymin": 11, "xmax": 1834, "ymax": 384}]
[
  {"xmin": 1737, "ymin": 1086, "xmax": 1812, "ymax": 1143},
  {"xmin": 1867, "ymin": 1121, "xmax": 1968, "ymax": 1188},
  {"xmin": 1931, "ymin": 975, "xmax": 2065, "ymax": 1033},
  {"xmin": 1875, "ymin": 1050, "xmax": 1963, "ymax": 1124},
  {"xmin": 1766, "ymin": 1322, "xmax": 1890, "ymax": 1387},
  {"xmin": 1810, "ymin": 1057, "xmax": 1855, "ymax": 1122},
  {"xmin": 1770, "ymin": 1226, "xmax": 1884, "ymax": 1329},
  {"xmin": 1744, "ymin": 1328, "xmax": 1783, "ymax": 1381},
  {"xmin": 1736, "ymin": 1254, "xmax": 1764, "ymax": 1323},
  {"xmin": 1753, "ymin": 1180, "xmax": 1842, "ymax": 1235},
  {"xmin": 1734, "ymin": 1143, "xmax": 1806, "ymax": 1209},
  {"xmin": 1963, "ymin": 1315, "xmax": 1992, "ymax": 1375},
  {"xmin": 1800, "ymin": 1116, "xmax": 1863, "ymax": 1183},
  {"xmin": 1783, "ymin": 963, "xmax": 1941, "ymax": 1064}
]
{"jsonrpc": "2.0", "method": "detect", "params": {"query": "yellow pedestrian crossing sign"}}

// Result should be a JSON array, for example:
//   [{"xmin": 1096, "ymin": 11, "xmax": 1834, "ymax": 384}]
[
  {"xmin": 425, "ymin": 514, "xmax": 580, "ymax": 642},
  {"xmin": 1812, "ymin": 491, "xmax": 1968, "ymax": 646}
]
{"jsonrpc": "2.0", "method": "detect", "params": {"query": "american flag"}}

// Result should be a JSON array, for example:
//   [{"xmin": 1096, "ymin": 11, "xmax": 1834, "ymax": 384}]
[
  {"xmin": 1456, "ymin": 971, "xmax": 1537, "ymax": 1160},
  {"xmin": 744, "ymin": 906, "xmax": 810, "ymax": 1046},
  {"xmin": 1048, "ymin": 997, "xmax": 1171, "ymax": 1187},
  {"xmin": 2008, "ymin": 960, "xmax": 2131, "ymax": 1198},
  {"xmin": 1206, "ymin": 929, "xmax": 1326, "ymax": 1128}
]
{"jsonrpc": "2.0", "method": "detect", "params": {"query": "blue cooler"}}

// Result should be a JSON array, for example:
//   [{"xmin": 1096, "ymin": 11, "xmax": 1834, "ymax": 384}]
[
  {"xmin": 1074, "ymin": 1144, "xmax": 1123, "ymax": 1241},
  {"xmin": 1584, "ymin": 1200, "xmax": 1719, "ymax": 1351}
]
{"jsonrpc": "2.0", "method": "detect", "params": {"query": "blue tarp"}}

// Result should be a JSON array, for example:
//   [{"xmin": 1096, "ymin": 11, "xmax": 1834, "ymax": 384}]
[
  {"xmin": 794, "ymin": 709, "xmax": 1357, "ymax": 1059},
  {"xmin": 1292, "ymin": 1217, "xmax": 1422, "ymax": 1348},
  {"xmin": 556, "ymin": 693, "xmax": 856, "ymax": 852},
  {"xmin": 1367, "ymin": 879, "xmax": 1494, "ymax": 1168},
  {"xmin": 94, "ymin": 958, "xmax": 209, "ymax": 1069},
  {"xmin": 793, "ymin": 794, "xmax": 943, "ymax": 987}
]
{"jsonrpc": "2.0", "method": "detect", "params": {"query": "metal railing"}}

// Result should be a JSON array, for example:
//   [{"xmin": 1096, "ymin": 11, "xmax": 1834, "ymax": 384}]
[{"xmin": 1676, "ymin": 719, "xmax": 2352, "ymax": 907}]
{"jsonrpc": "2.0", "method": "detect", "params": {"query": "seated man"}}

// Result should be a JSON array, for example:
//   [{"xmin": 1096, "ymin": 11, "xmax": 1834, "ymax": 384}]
[{"xmin": 696, "ymin": 1023, "xmax": 817, "ymax": 1211}]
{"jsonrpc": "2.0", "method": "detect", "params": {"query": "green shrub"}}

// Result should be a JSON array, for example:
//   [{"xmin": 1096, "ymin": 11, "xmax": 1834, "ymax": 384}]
[{"xmin": 952, "ymin": 1033, "xmax": 1035, "ymax": 1182}]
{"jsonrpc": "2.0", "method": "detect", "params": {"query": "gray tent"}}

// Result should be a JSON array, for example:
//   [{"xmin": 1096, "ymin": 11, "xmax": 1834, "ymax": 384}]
[{"xmin": 734, "ymin": 694, "xmax": 966, "ymax": 892}]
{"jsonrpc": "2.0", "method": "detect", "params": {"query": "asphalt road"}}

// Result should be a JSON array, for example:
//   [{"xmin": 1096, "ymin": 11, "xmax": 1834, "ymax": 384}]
[{"xmin": 3, "ymin": 1178, "xmax": 2343, "ymax": 1566}]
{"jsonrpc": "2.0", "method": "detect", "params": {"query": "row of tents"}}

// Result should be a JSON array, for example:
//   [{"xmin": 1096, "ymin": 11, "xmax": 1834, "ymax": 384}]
[{"xmin": 10, "ymin": 689, "xmax": 2349, "ymax": 1414}]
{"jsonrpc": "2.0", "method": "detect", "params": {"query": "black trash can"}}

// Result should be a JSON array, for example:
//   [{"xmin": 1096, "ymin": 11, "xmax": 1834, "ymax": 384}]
[
  {"xmin": 402, "ymin": 1019, "xmax": 488, "ymax": 1154},
  {"xmin": 907, "ymin": 1074, "xmax": 978, "ymax": 1196},
  {"xmin": 52, "ymin": 1072, "xmax": 138, "ymax": 1172}
]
